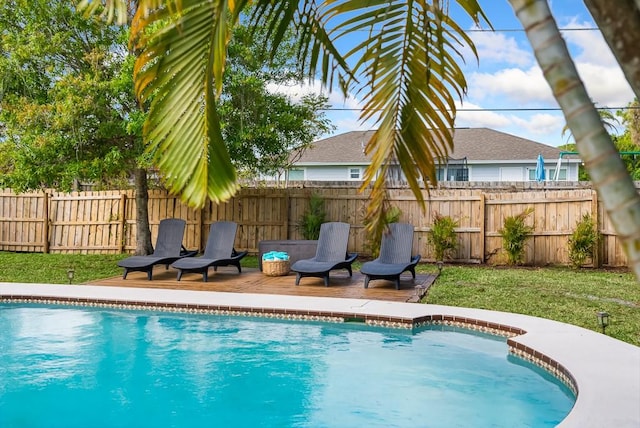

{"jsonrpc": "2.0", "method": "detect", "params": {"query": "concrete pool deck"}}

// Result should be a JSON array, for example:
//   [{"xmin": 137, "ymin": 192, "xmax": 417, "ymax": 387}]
[{"xmin": 1, "ymin": 282, "xmax": 639, "ymax": 427}]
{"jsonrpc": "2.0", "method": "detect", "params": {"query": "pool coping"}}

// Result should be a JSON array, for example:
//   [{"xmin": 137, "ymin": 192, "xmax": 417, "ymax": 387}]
[{"xmin": 1, "ymin": 282, "xmax": 639, "ymax": 427}]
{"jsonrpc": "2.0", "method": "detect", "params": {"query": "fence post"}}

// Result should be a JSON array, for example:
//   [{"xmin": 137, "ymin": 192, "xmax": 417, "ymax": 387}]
[
  {"xmin": 479, "ymin": 192, "xmax": 486, "ymax": 263},
  {"xmin": 283, "ymin": 191, "xmax": 290, "ymax": 240},
  {"xmin": 592, "ymin": 190, "xmax": 602, "ymax": 268},
  {"xmin": 118, "ymin": 193, "xmax": 127, "ymax": 253},
  {"xmin": 43, "ymin": 191, "xmax": 50, "ymax": 253},
  {"xmin": 197, "ymin": 206, "xmax": 204, "ymax": 253}
]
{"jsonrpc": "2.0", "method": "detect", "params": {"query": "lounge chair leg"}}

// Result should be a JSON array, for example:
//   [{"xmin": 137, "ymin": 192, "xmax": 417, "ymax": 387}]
[
  {"xmin": 177, "ymin": 270, "xmax": 183, "ymax": 281},
  {"xmin": 347, "ymin": 266, "xmax": 353, "ymax": 277},
  {"xmin": 395, "ymin": 278, "xmax": 400, "ymax": 290},
  {"xmin": 295, "ymin": 273, "xmax": 301, "ymax": 285},
  {"xmin": 364, "ymin": 276, "xmax": 369, "ymax": 289},
  {"xmin": 147, "ymin": 270, "xmax": 153, "ymax": 281},
  {"xmin": 122, "ymin": 269, "xmax": 128, "ymax": 279},
  {"xmin": 235, "ymin": 262, "xmax": 242, "ymax": 273},
  {"xmin": 203, "ymin": 270, "xmax": 208, "ymax": 282},
  {"xmin": 324, "ymin": 275, "xmax": 330, "ymax": 287}
]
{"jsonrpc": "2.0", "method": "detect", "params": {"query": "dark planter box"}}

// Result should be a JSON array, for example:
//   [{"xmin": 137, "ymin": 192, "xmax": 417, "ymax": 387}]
[{"xmin": 258, "ymin": 240, "xmax": 318, "ymax": 271}]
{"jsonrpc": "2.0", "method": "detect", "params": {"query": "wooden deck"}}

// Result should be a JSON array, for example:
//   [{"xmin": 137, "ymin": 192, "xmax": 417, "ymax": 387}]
[{"xmin": 89, "ymin": 266, "xmax": 436, "ymax": 303}]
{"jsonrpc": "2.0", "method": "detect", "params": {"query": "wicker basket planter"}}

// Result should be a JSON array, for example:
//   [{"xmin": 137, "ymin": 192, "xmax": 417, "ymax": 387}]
[{"xmin": 262, "ymin": 259, "xmax": 290, "ymax": 276}]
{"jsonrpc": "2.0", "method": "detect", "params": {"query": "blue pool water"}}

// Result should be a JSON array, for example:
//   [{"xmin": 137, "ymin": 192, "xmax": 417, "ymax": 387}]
[{"xmin": 0, "ymin": 304, "xmax": 574, "ymax": 427}]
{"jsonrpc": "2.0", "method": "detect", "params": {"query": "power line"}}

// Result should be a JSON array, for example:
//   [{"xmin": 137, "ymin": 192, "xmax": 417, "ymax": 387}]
[
  {"xmin": 319, "ymin": 106, "xmax": 639, "ymax": 112},
  {"xmin": 467, "ymin": 27, "xmax": 599, "ymax": 32},
  {"xmin": 332, "ymin": 27, "xmax": 600, "ymax": 33}
]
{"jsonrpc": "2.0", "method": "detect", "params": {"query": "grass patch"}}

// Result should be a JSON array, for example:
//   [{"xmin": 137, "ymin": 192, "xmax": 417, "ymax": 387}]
[
  {"xmin": 1, "ymin": 252, "xmax": 638, "ymax": 346},
  {"xmin": 423, "ymin": 265, "xmax": 640, "ymax": 347},
  {"xmin": 0, "ymin": 252, "xmax": 128, "ymax": 284}
]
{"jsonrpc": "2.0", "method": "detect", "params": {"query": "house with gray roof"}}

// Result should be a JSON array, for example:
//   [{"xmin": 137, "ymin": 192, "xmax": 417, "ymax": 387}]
[{"xmin": 286, "ymin": 128, "xmax": 581, "ymax": 182}]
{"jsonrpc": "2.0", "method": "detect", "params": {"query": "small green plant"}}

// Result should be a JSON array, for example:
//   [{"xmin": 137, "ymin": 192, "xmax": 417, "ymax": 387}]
[
  {"xmin": 499, "ymin": 208, "xmax": 534, "ymax": 265},
  {"xmin": 297, "ymin": 193, "xmax": 326, "ymax": 240},
  {"xmin": 427, "ymin": 212, "xmax": 459, "ymax": 261},
  {"xmin": 365, "ymin": 205, "xmax": 402, "ymax": 258},
  {"xmin": 568, "ymin": 213, "xmax": 599, "ymax": 269}
]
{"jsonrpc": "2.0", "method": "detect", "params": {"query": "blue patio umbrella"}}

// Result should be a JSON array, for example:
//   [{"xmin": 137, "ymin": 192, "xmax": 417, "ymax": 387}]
[{"xmin": 535, "ymin": 154, "xmax": 546, "ymax": 182}]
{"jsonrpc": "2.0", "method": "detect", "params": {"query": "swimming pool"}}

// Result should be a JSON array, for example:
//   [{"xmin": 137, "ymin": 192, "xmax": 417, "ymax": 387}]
[{"xmin": 0, "ymin": 304, "xmax": 574, "ymax": 427}]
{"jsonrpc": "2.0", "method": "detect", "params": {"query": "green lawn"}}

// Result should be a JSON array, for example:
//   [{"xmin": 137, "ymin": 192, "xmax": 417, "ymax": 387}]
[
  {"xmin": 1, "ymin": 252, "xmax": 638, "ymax": 346},
  {"xmin": 422, "ymin": 264, "xmax": 640, "ymax": 347}
]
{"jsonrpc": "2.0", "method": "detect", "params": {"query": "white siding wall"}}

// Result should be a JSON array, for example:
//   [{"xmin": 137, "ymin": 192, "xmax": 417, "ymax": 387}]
[
  {"xmin": 297, "ymin": 162, "xmax": 580, "ymax": 182},
  {"xmin": 469, "ymin": 165, "xmax": 500, "ymax": 181},
  {"xmin": 500, "ymin": 166, "xmax": 525, "ymax": 181},
  {"xmin": 305, "ymin": 165, "xmax": 365, "ymax": 181}
]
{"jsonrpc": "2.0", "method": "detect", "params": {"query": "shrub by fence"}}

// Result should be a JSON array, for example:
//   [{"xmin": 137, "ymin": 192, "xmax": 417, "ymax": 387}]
[{"xmin": 0, "ymin": 185, "xmax": 625, "ymax": 267}]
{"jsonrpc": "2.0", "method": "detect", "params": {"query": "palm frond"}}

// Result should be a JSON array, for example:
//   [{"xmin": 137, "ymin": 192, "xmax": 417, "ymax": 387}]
[
  {"xmin": 131, "ymin": 0, "xmax": 245, "ymax": 207},
  {"xmin": 328, "ymin": 0, "xmax": 488, "ymax": 232},
  {"xmin": 248, "ymin": 1, "xmax": 353, "ymax": 90}
]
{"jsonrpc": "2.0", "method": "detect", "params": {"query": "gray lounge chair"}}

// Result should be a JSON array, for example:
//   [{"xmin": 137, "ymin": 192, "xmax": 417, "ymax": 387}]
[
  {"xmin": 360, "ymin": 223, "xmax": 421, "ymax": 290},
  {"xmin": 118, "ymin": 218, "xmax": 192, "ymax": 280},
  {"xmin": 172, "ymin": 221, "xmax": 248, "ymax": 282},
  {"xmin": 291, "ymin": 222, "xmax": 357, "ymax": 286}
]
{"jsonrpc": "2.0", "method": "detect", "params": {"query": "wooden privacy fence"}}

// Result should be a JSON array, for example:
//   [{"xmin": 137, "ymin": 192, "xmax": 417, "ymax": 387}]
[{"xmin": 0, "ymin": 186, "xmax": 627, "ymax": 267}]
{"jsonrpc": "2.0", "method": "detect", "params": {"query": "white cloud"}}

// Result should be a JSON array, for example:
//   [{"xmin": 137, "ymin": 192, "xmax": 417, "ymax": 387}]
[
  {"xmin": 455, "ymin": 101, "xmax": 512, "ymax": 128},
  {"xmin": 558, "ymin": 20, "xmax": 635, "ymax": 107},
  {"xmin": 468, "ymin": 66, "xmax": 554, "ymax": 104},
  {"xmin": 511, "ymin": 113, "xmax": 565, "ymax": 137},
  {"xmin": 266, "ymin": 79, "xmax": 372, "ymax": 138},
  {"xmin": 469, "ymin": 31, "xmax": 533, "ymax": 67},
  {"xmin": 577, "ymin": 63, "xmax": 634, "ymax": 107},
  {"xmin": 266, "ymin": 80, "xmax": 361, "ymax": 109},
  {"xmin": 561, "ymin": 19, "xmax": 618, "ymax": 67},
  {"xmin": 328, "ymin": 114, "xmax": 376, "ymax": 134}
]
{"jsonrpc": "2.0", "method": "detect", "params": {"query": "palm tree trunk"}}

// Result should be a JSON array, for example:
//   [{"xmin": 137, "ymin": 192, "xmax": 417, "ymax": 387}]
[
  {"xmin": 582, "ymin": 0, "xmax": 640, "ymax": 100},
  {"xmin": 508, "ymin": 0, "xmax": 640, "ymax": 279},
  {"xmin": 134, "ymin": 167, "xmax": 153, "ymax": 255}
]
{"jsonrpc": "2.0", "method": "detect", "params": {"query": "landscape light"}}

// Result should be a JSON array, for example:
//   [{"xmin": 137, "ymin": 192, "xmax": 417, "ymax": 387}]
[{"xmin": 596, "ymin": 311, "xmax": 609, "ymax": 334}]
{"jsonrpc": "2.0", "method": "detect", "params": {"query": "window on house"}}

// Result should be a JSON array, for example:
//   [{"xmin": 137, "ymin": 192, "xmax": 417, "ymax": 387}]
[
  {"xmin": 349, "ymin": 168, "xmax": 361, "ymax": 179},
  {"xmin": 442, "ymin": 157, "xmax": 469, "ymax": 182},
  {"xmin": 550, "ymin": 168, "xmax": 567, "ymax": 180},
  {"xmin": 288, "ymin": 168, "xmax": 304, "ymax": 181},
  {"xmin": 448, "ymin": 167, "xmax": 469, "ymax": 181},
  {"xmin": 528, "ymin": 168, "xmax": 567, "ymax": 181}
]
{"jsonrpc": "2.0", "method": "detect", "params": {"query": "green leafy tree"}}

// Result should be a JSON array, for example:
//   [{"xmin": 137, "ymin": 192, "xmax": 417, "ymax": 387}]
[
  {"xmin": 1, "ymin": 1, "xmax": 330, "ymax": 254},
  {"xmin": 81, "ymin": 0, "xmax": 489, "ymax": 242},
  {"xmin": 614, "ymin": 99, "xmax": 640, "ymax": 180},
  {"xmin": 0, "ymin": 0, "xmax": 155, "ymax": 254},
  {"xmin": 560, "ymin": 101, "xmax": 640, "ymax": 181},
  {"xmin": 83, "ymin": 0, "xmax": 640, "ymax": 279},
  {"xmin": 221, "ymin": 23, "xmax": 333, "ymax": 180}
]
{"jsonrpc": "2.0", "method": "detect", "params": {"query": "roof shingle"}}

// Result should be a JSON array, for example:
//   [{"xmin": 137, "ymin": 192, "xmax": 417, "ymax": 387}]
[{"xmin": 294, "ymin": 128, "xmax": 574, "ymax": 164}]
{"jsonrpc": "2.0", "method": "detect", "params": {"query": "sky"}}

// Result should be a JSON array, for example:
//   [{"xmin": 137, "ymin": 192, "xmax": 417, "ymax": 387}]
[{"xmin": 269, "ymin": 1, "xmax": 635, "ymax": 148}]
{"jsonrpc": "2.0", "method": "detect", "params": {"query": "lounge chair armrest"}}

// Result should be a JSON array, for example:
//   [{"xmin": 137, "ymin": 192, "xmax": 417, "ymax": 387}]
[
  {"xmin": 232, "ymin": 249, "xmax": 249, "ymax": 259},
  {"xmin": 180, "ymin": 245, "xmax": 198, "ymax": 257},
  {"xmin": 345, "ymin": 252, "xmax": 358, "ymax": 263}
]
